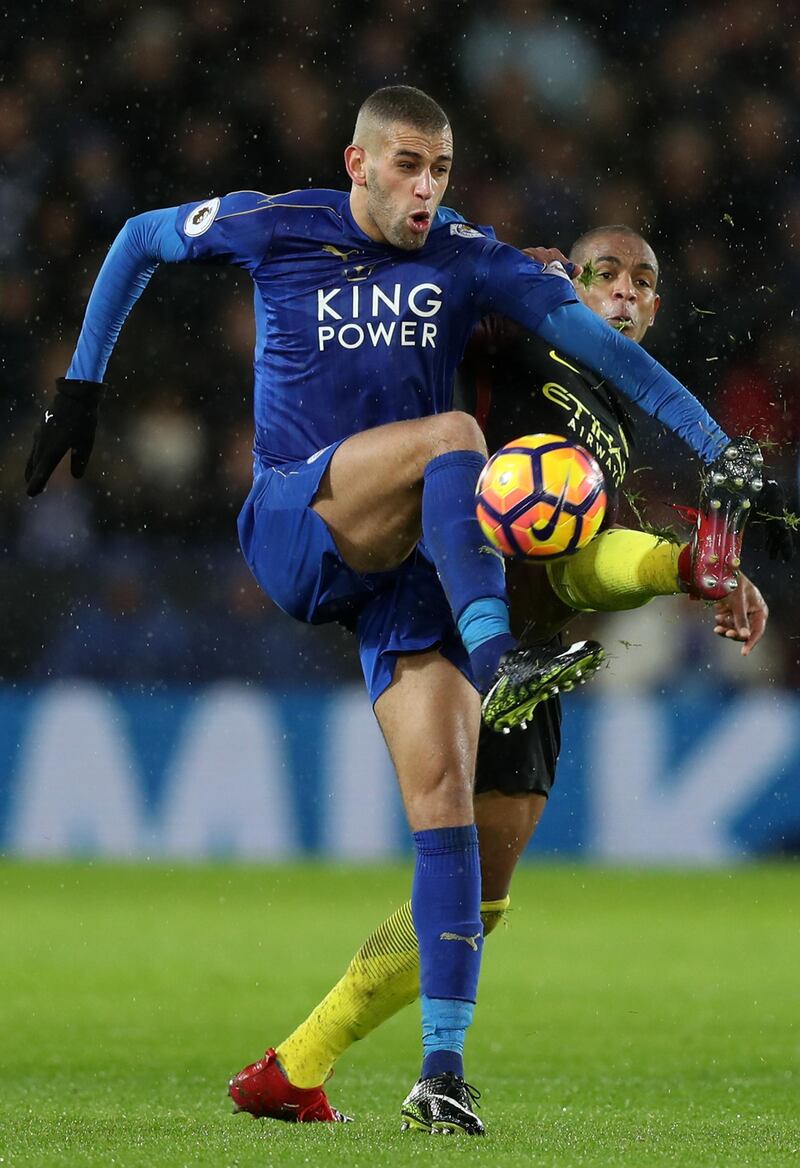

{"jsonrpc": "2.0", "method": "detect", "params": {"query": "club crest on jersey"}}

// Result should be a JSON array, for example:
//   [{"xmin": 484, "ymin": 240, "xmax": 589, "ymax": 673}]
[
  {"xmin": 344, "ymin": 263, "xmax": 375, "ymax": 283},
  {"xmin": 184, "ymin": 197, "xmax": 221, "ymax": 237},
  {"xmin": 450, "ymin": 223, "xmax": 483, "ymax": 239}
]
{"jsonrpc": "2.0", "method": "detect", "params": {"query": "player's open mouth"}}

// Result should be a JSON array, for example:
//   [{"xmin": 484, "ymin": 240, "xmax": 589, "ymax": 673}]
[
  {"xmin": 408, "ymin": 211, "xmax": 431, "ymax": 233},
  {"xmin": 609, "ymin": 314, "xmax": 634, "ymax": 331}
]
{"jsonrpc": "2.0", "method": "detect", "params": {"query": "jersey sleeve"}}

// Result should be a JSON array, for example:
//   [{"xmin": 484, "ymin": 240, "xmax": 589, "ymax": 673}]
[
  {"xmin": 172, "ymin": 191, "xmax": 276, "ymax": 269},
  {"xmin": 435, "ymin": 205, "xmax": 498, "ymax": 241},
  {"xmin": 537, "ymin": 301, "xmax": 728, "ymax": 462},
  {"xmin": 67, "ymin": 192, "xmax": 275, "ymax": 383},
  {"xmin": 477, "ymin": 240, "xmax": 578, "ymax": 331}
]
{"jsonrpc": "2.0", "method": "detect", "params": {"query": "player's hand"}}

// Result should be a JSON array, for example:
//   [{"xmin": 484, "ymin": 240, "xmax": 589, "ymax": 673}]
[
  {"xmin": 751, "ymin": 477, "xmax": 797, "ymax": 562},
  {"xmin": 712, "ymin": 572, "xmax": 768, "ymax": 656},
  {"xmin": 522, "ymin": 246, "xmax": 582, "ymax": 281},
  {"xmin": 25, "ymin": 377, "xmax": 106, "ymax": 496}
]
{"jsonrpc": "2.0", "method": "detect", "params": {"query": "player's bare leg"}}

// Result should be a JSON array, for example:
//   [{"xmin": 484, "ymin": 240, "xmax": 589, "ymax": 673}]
[
  {"xmin": 374, "ymin": 651, "xmax": 485, "ymax": 1134},
  {"xmin": 374, "ymin": 649, "xmax": 479, "ymax": 828},
  {"xmin": 312, "ymin": 411, "xmax": 486, "ymax": 574},
  {"xmin": 473, "ymin": 790, "xmax": 547, "ymax": 901}
]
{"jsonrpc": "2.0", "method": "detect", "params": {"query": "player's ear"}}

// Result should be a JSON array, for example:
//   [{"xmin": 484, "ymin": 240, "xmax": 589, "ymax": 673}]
[
  {"xmin": 345, "ymin": 144, "xmax": 367, "ymax": 187},
  {"xmin": 649, "ymin": 293, "xmax": 661, "ymax": 327}
]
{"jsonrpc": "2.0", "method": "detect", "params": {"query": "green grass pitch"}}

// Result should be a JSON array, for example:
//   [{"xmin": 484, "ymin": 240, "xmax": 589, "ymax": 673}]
[{"xmin": 1, "ymin": 862, "xmax": 798, "ymax": 1166}]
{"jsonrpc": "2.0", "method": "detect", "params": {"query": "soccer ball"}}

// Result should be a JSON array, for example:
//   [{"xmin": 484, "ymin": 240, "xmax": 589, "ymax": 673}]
[{"xmin": 475, "ymin": 434, "xmax": 607, "ymax": 559}]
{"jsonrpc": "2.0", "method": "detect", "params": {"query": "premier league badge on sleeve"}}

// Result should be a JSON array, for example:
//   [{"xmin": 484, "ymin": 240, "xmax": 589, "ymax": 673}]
[
  {"xmin": 184, "ymin": 197, "xmax": 221, "ymax": 237},
  {"xmin": 449, "ymin": 223, "xmax": 484, "ymax": 239}
]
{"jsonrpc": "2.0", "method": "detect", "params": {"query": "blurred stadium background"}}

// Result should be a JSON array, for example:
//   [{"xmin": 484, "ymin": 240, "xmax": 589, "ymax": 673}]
[{"xmin": 2, "ymin": 0, "xmax": 799, "ymax": 862}]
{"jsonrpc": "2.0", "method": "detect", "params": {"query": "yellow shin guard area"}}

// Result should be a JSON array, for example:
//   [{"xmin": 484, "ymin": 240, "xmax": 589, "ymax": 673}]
[
  {"xmin": 546, "ymin": 528, "xmax": 684, "ymax": 612},
  {"xmin": 480, "ymin": 895, "xmax": 511, "ymax": 936},
  {"xmin": 275, "ymin": 896, "xmax": 510, "ymax": 1089}
]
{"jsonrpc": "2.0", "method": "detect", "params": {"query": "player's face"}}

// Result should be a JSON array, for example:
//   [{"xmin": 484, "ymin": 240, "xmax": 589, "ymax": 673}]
[
  {"xmin": 360, "ymin": 123, "xmax": 453, "ymax": 251},
  {"xmin": 575, "ymin": 232, "xmax": 660, "ymax": 344}
]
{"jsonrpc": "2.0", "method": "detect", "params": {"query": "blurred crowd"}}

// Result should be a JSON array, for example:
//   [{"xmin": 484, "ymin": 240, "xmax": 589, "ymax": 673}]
[{"xmin": 1, "ymin": 0, "xmax": 798, "ymax": 688}]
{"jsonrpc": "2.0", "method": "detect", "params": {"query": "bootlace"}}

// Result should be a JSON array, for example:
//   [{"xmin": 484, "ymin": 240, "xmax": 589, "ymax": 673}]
[{"xmin": 433, "ymin": 1073, "xmax": 482, "ymax": 1111}]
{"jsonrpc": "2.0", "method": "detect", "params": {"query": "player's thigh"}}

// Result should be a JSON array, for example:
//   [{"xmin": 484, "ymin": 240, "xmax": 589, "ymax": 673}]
[
  {"xmin": 313, "ymin": 412, "xmax": 486, "ymax": 574},
  {"xmin": 374, "ymin": 648, "xmax": 480, "ymax": 832},
  {"xmin": 474, "ymin": 790, "xmax": 547, "ymax": 901},
  {"xmin": 506, "ymin": 559, "xmax": 574, "ymax": 640}
]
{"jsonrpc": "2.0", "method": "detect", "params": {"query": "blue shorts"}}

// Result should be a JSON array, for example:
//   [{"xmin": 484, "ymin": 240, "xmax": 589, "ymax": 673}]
[{"xmin": 237, "ymin": 443, "xmax": 471, "ymax": 703}]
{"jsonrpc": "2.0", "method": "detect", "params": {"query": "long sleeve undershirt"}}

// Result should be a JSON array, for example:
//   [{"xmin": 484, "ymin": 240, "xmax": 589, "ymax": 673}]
[{"xmin": 67, "ymin": 208, "xmax": 186, "ymax": 382}]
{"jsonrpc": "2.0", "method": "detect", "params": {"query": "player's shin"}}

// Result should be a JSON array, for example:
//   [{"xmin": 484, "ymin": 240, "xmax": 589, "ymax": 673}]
[
  {"xmin": 275, "ymin": 896, "xmax": 509, "ymax": 1090},
  {"xmin": 546, "ymin": 528, "xmax": 683, "ymax": 612},
  {"xmin": 421, "ymin": 451, "xmax": 515, "ymax": 690},
  {"xmin": 412, "ymin": 824, "xmax": 483, "ymax": 1080}
]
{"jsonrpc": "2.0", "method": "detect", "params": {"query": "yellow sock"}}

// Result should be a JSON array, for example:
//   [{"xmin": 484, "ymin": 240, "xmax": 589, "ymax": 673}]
[
  {"xmin": 546, "ymin": 528, "xmax": 684, "ymax": 612},
  {"xmin": 276, "ymin": 896, "xmax": 510, "ymax": 1088}
]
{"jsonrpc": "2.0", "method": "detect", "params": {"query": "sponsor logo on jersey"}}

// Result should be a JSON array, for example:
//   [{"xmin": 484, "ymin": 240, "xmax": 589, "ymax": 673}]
[
  {"xmin": 541, "ymin": 352, "xmax": 630, "ymax": 485},
  {"xmin": 316, "ymin": 282, "xmax": 443, "ymax": 352},
  {"xmin": 450, "ymin": 223, "xmax": 483, "ymax": 239},
  {"xmin": 183, "ymin": 197, "xmax": 221, "ymax": 237}
]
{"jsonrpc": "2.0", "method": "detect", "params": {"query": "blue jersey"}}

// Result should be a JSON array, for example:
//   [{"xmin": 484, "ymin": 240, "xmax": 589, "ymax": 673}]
[
  {"xmin": 177, "ymin": 191, "xmax": 582, "ymax": 464},
  {"xmin": 67, "ymin": 188, "xmax": 728, "ymax": 464}
]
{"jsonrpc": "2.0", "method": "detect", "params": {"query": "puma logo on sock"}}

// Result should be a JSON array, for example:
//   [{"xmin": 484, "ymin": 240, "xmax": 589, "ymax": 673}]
[{"xmin": 439, "ymin": 931, "xmax": 481, "ymax": 951}]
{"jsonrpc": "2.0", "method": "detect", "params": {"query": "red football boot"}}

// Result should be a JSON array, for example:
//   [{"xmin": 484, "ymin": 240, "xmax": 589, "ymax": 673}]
[
  {"xmin": 229, "ymin": 1049, "xmax": 352, "ymax": 1123},
  {"xmin": 675, "ymin": 435, "xmax": 764, "ymax": 601}
]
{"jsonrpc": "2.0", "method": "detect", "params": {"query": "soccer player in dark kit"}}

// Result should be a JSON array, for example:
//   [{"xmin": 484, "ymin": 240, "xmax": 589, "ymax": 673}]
[
  {"xmin": 25, "ymin": 86, "xmax": 765, "ymax": 1133},
  {"xmin": 225, "ymin": 227, "xmax": 777, "ymax": 1129}
]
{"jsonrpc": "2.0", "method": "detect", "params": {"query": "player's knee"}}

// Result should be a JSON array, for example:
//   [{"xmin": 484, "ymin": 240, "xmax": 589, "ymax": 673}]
[
  {"xmin": 429, "ymin": 410, "xmax": 487, "ymax": 459},
  {"xmin": 405, "ymin": 766, "xmax": 474, "ymax": 829}
]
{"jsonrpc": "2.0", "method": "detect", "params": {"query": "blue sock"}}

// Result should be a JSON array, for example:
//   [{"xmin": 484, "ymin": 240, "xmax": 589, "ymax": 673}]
[
  {"xmin": 458, "ymin": 598, "xmax": 517, "ymax": 691},
  {"xmin": 412, "ymin": 825, "xmax": 483, "ymax": 1079},
  {"xmin": 421, "ymin": 451, "xmax": 516, "ymax": 687},
  {"xmin": 421, "ymin": 997, "xmax": 474, "ymax": 1079}
]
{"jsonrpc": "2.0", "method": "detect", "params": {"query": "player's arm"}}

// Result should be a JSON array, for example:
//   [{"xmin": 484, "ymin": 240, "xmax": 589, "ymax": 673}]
[
  {"xmin": 477, "ymin": 240, "xmax": 728, "ymax": 464},
  {"xmin": 25, "ymin": 194, "xmax": 268, "ymax": 496},
  {"xmin": 536, "ymin": 300, "xmax": 728, "ymax": 462},
  {"xmin": 66, "ymin": 207, "xmax": 191, "ymax": 385}
]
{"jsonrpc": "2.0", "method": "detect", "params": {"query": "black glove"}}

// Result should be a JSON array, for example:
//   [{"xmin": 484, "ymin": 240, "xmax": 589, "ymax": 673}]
[
  {"xmin": 752, "ymin": 477, "xmax": 797, "ymax": 563},
  {"xmin": 25, "ymin": 377, "xmax": 106, "ymax": 497}
]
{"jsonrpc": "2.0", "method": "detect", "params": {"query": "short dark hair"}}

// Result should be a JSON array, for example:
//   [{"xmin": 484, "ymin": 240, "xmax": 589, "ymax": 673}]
[
  {"xmin": 570, "ymin": 224, "xmax": 654, "ymax": 262},
  {"xmin": 354, "ymin": 86, "xmax": 450, "ymax": 138}
]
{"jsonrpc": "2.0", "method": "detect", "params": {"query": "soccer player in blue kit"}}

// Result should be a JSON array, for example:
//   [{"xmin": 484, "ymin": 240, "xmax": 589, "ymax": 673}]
[{"xmin": 25, "ymin": 87, "xmax": 764, "ymax": 1134}]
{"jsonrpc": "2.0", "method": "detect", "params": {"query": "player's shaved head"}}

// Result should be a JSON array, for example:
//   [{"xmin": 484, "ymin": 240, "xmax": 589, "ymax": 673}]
[
  {"xmin": 353, "ymin": 85, "xmax": 450, "ymax": 149},
  {"xmin": 346, "ymin": 86, "xmax": 452, "ymax": 251},
  {"xmin": 570, "ymin": 224, "xmax": 658, "ymax": 276}
]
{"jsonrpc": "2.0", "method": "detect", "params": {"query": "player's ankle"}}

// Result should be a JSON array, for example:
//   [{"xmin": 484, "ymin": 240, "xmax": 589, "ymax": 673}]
[
  {"xmin": 421, "ymin": 1048, "xmax": 465, "ymax": 1079},
  {"xmin": 468, "ymin": 631, "xmax": 516, "ymax": 692}
]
